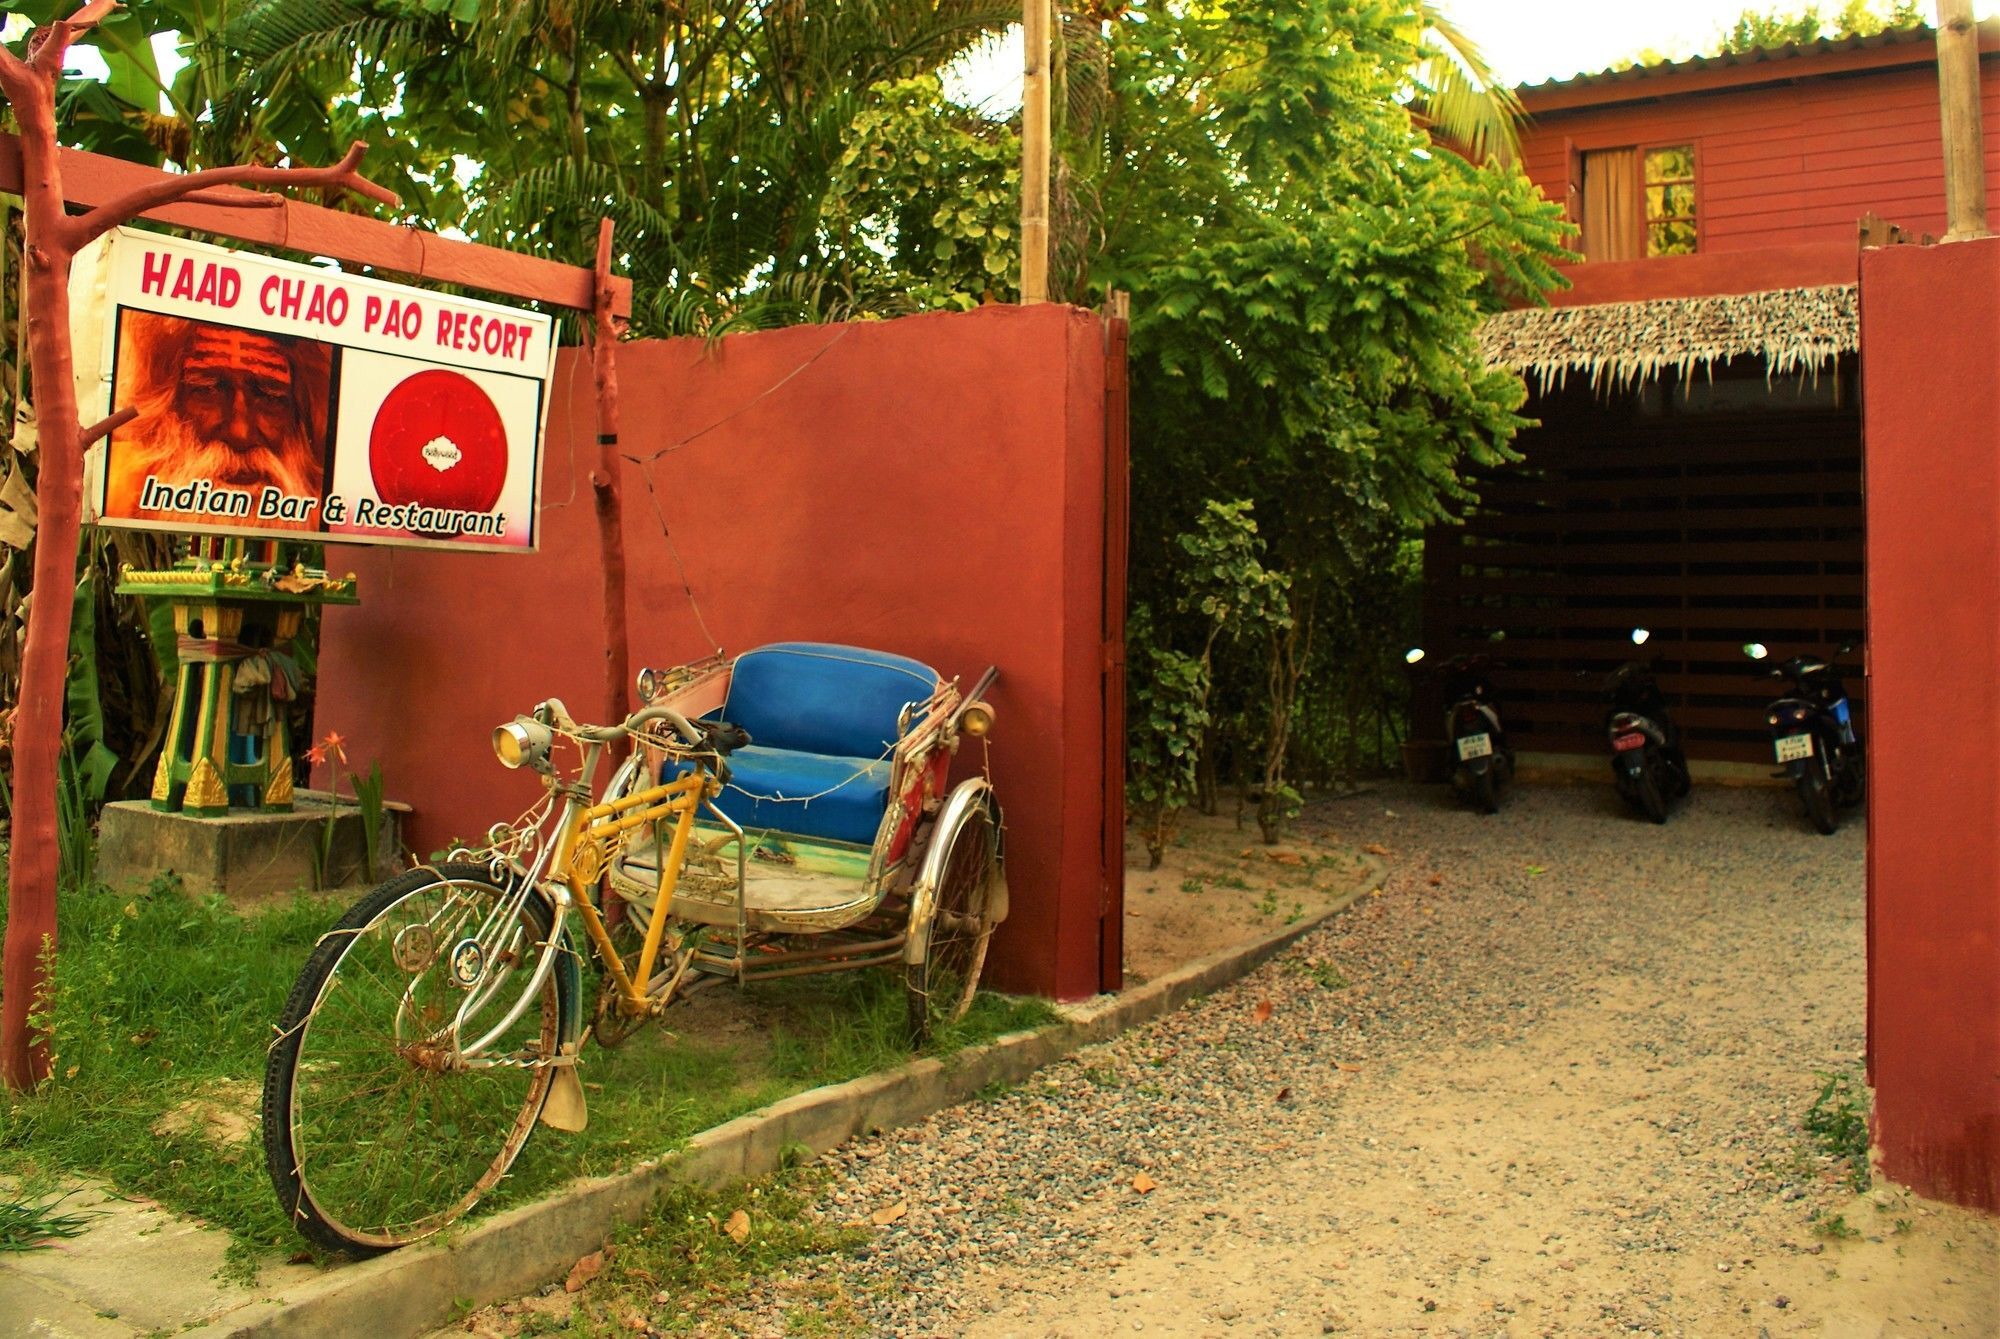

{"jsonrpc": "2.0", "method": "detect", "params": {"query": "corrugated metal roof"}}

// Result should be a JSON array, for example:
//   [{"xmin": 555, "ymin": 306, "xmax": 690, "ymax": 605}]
[{"xmin": 1518, "ymin": 22, "xmax": 1963, "ymax": 97}]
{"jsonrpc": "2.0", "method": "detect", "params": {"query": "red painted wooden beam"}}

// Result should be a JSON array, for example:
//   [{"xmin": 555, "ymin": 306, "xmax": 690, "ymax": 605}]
[{"xmin": 0, "ymin": 133, "xmax": 629, "ymax": 317}]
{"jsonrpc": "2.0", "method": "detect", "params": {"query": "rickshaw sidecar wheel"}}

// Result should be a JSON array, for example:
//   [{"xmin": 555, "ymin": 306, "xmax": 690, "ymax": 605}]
[{"xmin": 906, "ymin": 783, "xmax": 1002, "ymax": 1047}]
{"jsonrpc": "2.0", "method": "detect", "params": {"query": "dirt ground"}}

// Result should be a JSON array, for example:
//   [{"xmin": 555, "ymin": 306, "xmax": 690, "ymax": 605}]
[
  {"xmin": 1118, "ymin": 802, "xmax": 1383, "ymax": 984},
  {"xmin": 588, "ymin": 781, "xmax": 2000, "ymax": 1339}
]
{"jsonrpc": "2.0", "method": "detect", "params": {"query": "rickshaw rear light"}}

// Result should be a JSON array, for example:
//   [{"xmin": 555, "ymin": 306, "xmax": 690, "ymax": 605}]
[{"xmin": 960, "ymin": 701, "xmax": 995, "ymax": 737}]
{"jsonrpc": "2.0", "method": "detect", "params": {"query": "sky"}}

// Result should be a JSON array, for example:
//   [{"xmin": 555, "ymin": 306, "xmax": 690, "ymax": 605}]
[{"xmin": 949, "ymin": 1, "xmax": 2000, "ymax": 109}]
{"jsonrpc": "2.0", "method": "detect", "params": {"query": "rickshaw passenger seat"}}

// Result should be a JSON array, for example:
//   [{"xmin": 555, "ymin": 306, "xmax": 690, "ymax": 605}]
[{"xmin": 660, "ymin": 642, "xmax": 940, "ymax": 847}]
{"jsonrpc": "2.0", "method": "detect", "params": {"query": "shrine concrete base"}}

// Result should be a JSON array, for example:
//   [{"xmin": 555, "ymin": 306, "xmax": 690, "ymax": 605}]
[{"xmin": 96, "ymin": 792, "xmax": 405, "ymax": 903}]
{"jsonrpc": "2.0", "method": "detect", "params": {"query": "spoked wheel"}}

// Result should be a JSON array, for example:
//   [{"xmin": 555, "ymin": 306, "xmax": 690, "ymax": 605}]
[
  {"xmin": 262, "ymin": 862, "xmax": 569, "ymax": 1255},
  {"xmin": 906, "ymin": 785, "xmax": 1002, "ymax": 1047}
]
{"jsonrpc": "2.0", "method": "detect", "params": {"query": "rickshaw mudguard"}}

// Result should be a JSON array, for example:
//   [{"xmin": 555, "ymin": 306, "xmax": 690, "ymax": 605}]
[{"xmin": 903, "ymin": 777, "xmax": 1003, "ymax": 966}]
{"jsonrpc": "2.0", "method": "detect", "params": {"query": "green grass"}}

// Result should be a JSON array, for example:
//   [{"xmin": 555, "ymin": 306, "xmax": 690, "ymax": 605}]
[
  {"xmin": 0, "ymin": 1188, "xmax": 96, "ymax": 1251},
  {"xmin": 0, "ymin": 876, "xmax": 1056, "ymax": 1266}
]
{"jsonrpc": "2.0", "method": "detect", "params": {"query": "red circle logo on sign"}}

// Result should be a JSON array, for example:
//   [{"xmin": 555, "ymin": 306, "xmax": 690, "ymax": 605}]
[{"xmin": 367, "ymin": 368, "xmax": 508, "ymax": 516}]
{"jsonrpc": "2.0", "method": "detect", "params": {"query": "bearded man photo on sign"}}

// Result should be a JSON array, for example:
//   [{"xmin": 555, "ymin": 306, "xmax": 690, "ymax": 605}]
[{"xmin": 100, "ymin": 311, "xmax": 333, "ymax": 533}]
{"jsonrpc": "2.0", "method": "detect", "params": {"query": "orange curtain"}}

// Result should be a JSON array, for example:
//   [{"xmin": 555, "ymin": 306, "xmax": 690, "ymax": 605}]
[{"xmin": 1580, "ymin": 148, "xmax": 1640, "ymax": 262}]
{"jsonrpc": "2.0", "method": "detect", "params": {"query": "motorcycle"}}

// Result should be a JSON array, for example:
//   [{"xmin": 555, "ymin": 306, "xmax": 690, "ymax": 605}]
[
  {"xmin": 1406, "ymin": 645, "xmax": 1515, "ymax": 814},
  {"xmin": 1600, "ymin": 628, "xmax": 1690, "ymax": 824},
  {"xmin": 1744, "ymin": 641, "xmax": 1864, "ymax": 835}
]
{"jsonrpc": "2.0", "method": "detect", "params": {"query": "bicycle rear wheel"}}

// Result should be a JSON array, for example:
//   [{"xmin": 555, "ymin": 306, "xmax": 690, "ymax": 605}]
[{"xmin": 262, "ymin": 862, "xmax": 567, "ymax": 1254}]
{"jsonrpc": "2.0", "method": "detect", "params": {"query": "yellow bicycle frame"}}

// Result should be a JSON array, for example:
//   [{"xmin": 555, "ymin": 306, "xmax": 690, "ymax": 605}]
[{"xmin": 556, "ymin": 761, "xmax": 713, "ymax": 1014}]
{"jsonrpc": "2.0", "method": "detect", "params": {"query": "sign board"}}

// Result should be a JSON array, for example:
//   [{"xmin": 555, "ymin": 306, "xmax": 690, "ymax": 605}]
[{"xmin": 72, "ymin": 227, "xmax": 556, "ymax": 552}]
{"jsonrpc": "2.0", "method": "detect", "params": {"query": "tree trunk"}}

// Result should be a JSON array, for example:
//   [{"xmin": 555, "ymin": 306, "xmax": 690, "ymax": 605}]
[{"xmin": 1, "ymin": 80, "xmax": 81, "ymax": 1091}]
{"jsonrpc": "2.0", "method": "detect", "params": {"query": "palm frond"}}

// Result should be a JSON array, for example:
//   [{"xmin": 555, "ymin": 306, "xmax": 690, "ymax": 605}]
[{"xmin": 1410, "ymin": 5, "xmax": 1522, "ymax": 165}]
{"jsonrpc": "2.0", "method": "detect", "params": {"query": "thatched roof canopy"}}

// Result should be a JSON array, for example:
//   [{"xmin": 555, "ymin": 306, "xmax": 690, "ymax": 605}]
[{"xmin": 1479, "ymin": 285, "xmax": 1858, "ymax": 392}]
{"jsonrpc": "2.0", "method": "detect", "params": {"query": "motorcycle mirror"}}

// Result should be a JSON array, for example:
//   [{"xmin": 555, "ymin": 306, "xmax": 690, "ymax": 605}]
[
  {"xmin": 1489, "ymin": 630, "xmax": 1507, "ymax": 643},
  {"xmin": 1630, "ymin": 628, "xmax": 1650, "ymax": 646},
  {"xmin": 1404, "ymin": 647, "xmax": 1426, "ymax": 665},
  {"xmin": 1744, "ymin": 642, "xmax": 1769, "ymax": 661}
]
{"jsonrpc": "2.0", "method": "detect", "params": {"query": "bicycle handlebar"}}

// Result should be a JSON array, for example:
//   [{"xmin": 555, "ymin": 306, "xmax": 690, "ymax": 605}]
[{"xmin": 539, "ymin": 697, "xmax": 705, "ymax": 746}]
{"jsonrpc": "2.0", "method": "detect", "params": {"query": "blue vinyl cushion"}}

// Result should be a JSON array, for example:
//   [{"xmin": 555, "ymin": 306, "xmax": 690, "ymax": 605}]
[
  {"xmin": 662, "ymin": 642, "xmax": 940, "ymax": 847},
  {"xmin": 705, "ymin": 745, "xmax": 893, "ymax": 846}
]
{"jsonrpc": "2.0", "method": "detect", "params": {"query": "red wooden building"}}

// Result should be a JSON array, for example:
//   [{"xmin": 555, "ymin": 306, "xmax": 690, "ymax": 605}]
[{"xmin": 1424, "ymin": 23, "xmax": 2000, "ymax": 766}]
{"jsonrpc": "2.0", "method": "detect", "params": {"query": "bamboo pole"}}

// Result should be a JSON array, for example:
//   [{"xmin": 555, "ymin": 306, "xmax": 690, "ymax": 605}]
[
  {"xmin": 1020, "ymin": 0, "xmax": 1051, "ymax": 304},
  {"xmin": 1937, "ymin": 0, "xmax": 1989, "ymax": 241}
]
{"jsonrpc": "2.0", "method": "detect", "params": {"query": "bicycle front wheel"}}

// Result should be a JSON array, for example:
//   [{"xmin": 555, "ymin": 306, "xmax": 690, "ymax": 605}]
[{"xmin": 262, "ymin": 862, "xmax": 567, "ymax": 1254}]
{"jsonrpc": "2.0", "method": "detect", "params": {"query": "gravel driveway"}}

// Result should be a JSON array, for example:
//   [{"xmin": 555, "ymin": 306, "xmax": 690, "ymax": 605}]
[{"xmin": 680, "ymin": 781, "xmax": 1999, "ymax": 1336}]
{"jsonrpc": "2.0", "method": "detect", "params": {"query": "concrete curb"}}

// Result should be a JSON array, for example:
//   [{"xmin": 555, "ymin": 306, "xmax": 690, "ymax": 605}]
[{"xmin": 185, "ymin": 859, "xmax": 1384, "ymax": 1339}]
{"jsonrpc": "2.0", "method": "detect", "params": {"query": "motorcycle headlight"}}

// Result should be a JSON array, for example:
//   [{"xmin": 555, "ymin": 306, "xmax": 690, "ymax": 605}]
[
  {"xmin": 960, "ymin": 700, "xmax": 996, "ymax": 737},
  {"xmin": 493, "ymin": 718, "xmax": 553, "ymax": 772}
]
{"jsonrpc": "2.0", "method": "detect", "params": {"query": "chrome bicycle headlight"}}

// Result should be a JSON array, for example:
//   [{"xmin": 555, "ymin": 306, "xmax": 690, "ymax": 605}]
[{"xmin": 493, "ymin": 718, "xmax": 553, "ymax": 772}]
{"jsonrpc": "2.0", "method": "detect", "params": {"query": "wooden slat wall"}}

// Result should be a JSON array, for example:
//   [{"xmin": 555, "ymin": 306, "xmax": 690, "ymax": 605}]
[
  {"xmin": 1421, "ymin": 358, "xmax": 1863, "ymax": 765},
  {"xmin": 1519, "ymin": 60, "xmax": 2000, "ymax": 255}
]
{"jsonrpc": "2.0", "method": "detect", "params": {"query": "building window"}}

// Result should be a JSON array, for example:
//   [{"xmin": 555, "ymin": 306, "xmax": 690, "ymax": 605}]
[
  {"xmin": 1644, "ymin": 145, "xmax": 1697, "ymax": 256},
  {"xmin": 1577, "ymin": 143, "xmax": 1699, "ymax": 262}
]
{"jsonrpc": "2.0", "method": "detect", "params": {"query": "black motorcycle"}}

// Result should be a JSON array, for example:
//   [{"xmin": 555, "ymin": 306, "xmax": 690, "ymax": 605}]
[
  {"xmin": 1600, "ymin": 628, "xmax": 1690, "ymax": 824},
  {"xmin": 1744, "ymin": 641, "xmax": 1864, "ymax": 835},
  {"xmin": 1406, "ymin": 646, "xmax": 1515, "ymax": 814}
]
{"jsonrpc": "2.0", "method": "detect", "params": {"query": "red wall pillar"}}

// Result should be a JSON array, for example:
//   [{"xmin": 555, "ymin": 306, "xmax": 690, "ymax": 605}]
[
  {"xmin": 314, "ymin": 304, "xmax": 1115, "ymax": 1001},
  {"xmin": 1861, "ymin": 237, "xmax": 2000, "ymax": 1212}
]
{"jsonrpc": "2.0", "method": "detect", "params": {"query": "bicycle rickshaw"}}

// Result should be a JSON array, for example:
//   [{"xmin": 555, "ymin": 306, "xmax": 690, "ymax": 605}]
[{"xmin": 262, "ymin": 642, "xmax": 1006, "ymax": 1253}]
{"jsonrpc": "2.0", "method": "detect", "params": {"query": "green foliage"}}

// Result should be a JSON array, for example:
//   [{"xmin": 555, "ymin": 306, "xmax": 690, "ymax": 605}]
[
  {"xmin": 1175, "ymin": 501, "xmax": 1292, "ymax": 654},
  {"xmin": 1804, "ymin": 1067, "xmax": 1873, "ymax": 1193},
  {"xmin": 1101, "ymin": 0, "xmax": 1569, "ymax": 836},
  {"xmin": 1647, "ymin": 0, "xmax": 1928, "ymax": 64},
  {"xmin": 1125, "ymin": 607, "xmax": 1210, "ymax": 870},
  {"xmin": 823, "ymin": 76, "xmax": 1021, "ymax": 311}
]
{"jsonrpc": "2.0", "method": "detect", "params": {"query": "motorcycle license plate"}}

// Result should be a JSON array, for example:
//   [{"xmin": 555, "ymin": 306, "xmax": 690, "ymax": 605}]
[
  {"xmin": 1775, "ymin": 734, "xmax": 1814, "ymax": 763},
  {"xmin": 1612, "ymin": 733, "xmax": 1646, "ymax": 752},
  {"xmin": 1456, "ymin": 733, "xmax": 1493, "ymax": 761}
]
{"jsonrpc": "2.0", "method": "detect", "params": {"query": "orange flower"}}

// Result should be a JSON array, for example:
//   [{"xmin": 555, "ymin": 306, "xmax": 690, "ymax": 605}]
[{"xmin": 317, "ymin": 731, "xmax": 348, "ymax": 766}]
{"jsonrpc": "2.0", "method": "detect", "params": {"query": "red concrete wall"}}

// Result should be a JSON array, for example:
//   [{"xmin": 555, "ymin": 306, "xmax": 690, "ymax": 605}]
[
  {"xmin": 1521, "ymin": 59, "xmax": 2000, "ymax": 257},
  {"xmin": 314, "ymin": 303, "xmax": 1114, "ymax": 1000},
  {"xmin": 1860, "ymin": 237, "xmax": 2000, "ymax": 1212}
]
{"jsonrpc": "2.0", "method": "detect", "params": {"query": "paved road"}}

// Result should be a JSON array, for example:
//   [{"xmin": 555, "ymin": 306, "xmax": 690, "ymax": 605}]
[{"xmin": 682, "ymin": 782, "xmax": 1998, "ymax": 1337}]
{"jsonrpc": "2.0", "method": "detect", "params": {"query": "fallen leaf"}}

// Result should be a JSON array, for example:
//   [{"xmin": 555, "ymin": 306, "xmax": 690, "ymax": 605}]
[
  {"xmin": 1336, "ymin": 1061, "xmax": 1361, "ymax": 1072},
  {"xmin": 722, "ymin": 1209, "xmax": 750, "ymax": 1243},
  {"xmin": 1131, "ymin": 1173, "xmax": 1157, "ymax": 1194},
  {"xmin": 564, "ymin": 1250, "xmax": 604, "ymax": 1293},
  {"xmin": 1362, "ymin": 843, "xmax": 1390, "ymax": 856},
  {"xmin": 285, "ymin": 1250, "xmax": 313, "ymax": 1265},
  {"xmin": 1266, "ymin": 849, "xmax": 1304, "ymax": 866},
  {"xmin": 130, "ymin": 1028, "xmax": 158, "ymax": 1047},
  {"xmin": 1276, "ymin": 1086, "xmax": 1292, "ymax": 1102},
  {"xmin": 870, "ymin": 1201, "xmax": 908, "ymax": 1227},
  {"xmin": 1427, "ymin": 874, "xmax": 1443, "ymax": 887},
  {"xmin": 1253, "ymin": 999, "xmax": 1274, "ymax": 1024}
]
